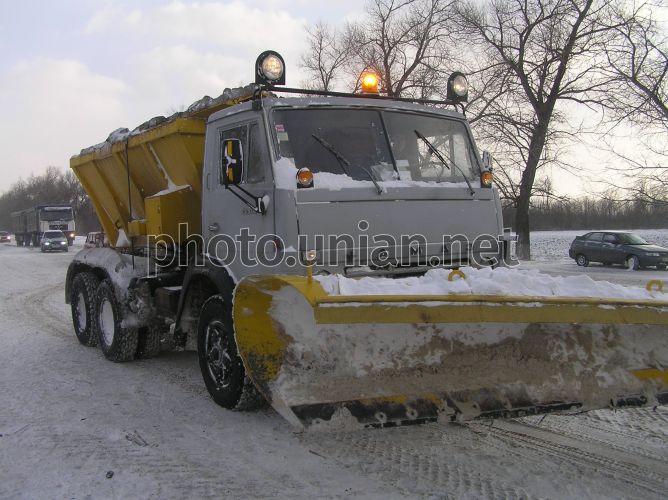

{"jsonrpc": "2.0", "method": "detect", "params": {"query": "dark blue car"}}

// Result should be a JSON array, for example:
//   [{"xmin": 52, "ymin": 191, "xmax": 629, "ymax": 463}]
[{"xmin": 569, "ymin": 231, "xmax": 668, "ymax": 270}]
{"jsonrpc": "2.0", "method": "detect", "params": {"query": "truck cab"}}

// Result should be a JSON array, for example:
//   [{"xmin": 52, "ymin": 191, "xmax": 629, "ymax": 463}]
[{"xmin": 203, "ymin": 96, "xmax": 509, "ymax": 281}]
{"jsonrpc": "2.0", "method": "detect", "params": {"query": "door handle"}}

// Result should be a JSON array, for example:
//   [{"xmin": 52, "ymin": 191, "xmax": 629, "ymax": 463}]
[{"xmin": 208, "ymin": 223, "xmax": 219, "ymax": 232}]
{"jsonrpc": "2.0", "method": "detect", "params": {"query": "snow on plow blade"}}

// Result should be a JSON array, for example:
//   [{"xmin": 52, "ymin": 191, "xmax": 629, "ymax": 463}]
[{"xmin": 233, "ymin": 275, "xmax": 668, "ymax": 431}]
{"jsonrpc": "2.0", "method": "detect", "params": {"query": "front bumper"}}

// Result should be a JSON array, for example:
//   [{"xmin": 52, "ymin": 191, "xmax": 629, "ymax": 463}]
[
  {"xmin": 639, "ymin": 254, "xmax": 668, "ymax": 266},
  {"xmin": 42, "ymin": 243, "xmax": 68, "ymax": 251}
]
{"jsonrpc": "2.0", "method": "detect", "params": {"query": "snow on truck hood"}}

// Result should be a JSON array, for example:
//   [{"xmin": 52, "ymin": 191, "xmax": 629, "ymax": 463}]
[
  {"xmin": 273, "ymin": 157, "xmax": 471, "ymax": 191},
  {"xmin": 315, "ymin": 267, "xmax": 667, "ymax": 302}
]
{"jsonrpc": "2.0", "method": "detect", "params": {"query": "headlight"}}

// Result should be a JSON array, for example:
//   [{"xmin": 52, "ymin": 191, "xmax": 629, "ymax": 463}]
[
  {"xmin": 61, "ymin": 241, "xmax": 66, "ymax": 245},
  {"xmin": 447, "ymin": 72, "xmax": 468, "ymax": 102},
  {"xmin": 451, "ymin": 75, "xmax": 468, "ymax": 96},
  {"xmin": 44, "ymin": 242, "xmax": 50, "ymax": 246},
  {"xmin": 255, "ymin": 50, "xmax": 286, "ymax": 85}
]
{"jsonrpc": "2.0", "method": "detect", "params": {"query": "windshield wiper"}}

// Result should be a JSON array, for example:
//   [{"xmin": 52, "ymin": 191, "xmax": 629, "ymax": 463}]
[
  {"xmin": 311, "ymin": 134, "xmax": 383, "ymax": 195},
  {"xmin": 414, "ymin": 130, "xmax": 475, "ymax": 196},
  {"xmin": 360, "ymin": 166, "xmax": 384, "ymax": 195}
]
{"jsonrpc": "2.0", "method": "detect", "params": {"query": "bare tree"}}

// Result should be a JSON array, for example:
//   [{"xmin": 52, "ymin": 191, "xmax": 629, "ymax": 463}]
[
  {"xmin": 603, "ymin": 1, "xmax": 667, "ymax": 129},
  {"xmin": 300, "ymin": 0, "xmax": 454, "ymax": 97},
  {"xmin": 456, "ymin": 0, "xmax": 621, "ymax": 259},
  {"xmin": 300, "ymin": 21, "xmax": 356, "ymax": 91},
  {"xmin": 596, "ymin": 1, "xmax": 668, "ymax": 204}
]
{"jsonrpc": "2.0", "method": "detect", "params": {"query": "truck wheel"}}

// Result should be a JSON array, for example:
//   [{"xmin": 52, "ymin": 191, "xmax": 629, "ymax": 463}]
[
  {"xmin": 626, "ymin": 255, "xmax": 640, "ymax": 271},
  {"xmin": 70, "ymin": 272, "xmax": 100, "ymax": 347},
  {"xmin": 136, "ymin": 325, "xmax": 163, "ymax": 359},
  {"xmin": 197, "ymin": 295, "xmax": 264, "ymax": 410},
  {"xmin": 576, "ymin": 254, "xmax": 589, "ymax": 267},
  {"xmin": 95, "ymin": 280, "xmax": 138, "ymax": 362}
]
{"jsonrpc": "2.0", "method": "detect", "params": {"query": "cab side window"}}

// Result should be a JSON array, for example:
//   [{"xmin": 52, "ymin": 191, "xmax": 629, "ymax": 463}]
[{"xmin": 219, "ymin": 121, "xmax": 266, "ymax": 184}]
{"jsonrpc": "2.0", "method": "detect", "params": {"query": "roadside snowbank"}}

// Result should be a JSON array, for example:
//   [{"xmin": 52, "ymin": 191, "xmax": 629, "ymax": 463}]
[{"xmin": 316, "ymin": 267, "xmax": 666, "ymax": 301}]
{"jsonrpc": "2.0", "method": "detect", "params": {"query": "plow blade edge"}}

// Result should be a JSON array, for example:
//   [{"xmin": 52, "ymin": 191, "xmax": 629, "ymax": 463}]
[{"xmin": 233, "ymin": 275, "xmax": 668, "ymax": 430}]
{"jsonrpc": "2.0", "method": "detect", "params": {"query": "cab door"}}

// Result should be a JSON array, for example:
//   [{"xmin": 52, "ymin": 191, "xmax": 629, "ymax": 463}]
[{"xmin": 202, "ymin": 117, "xmax": 275, "ymax": 280}]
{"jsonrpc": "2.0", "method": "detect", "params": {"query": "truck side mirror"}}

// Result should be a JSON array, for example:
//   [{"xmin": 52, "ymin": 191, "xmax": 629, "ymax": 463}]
[{"xmin": 221, "ymin": 138, "xmax": 244, "ymax": 185}]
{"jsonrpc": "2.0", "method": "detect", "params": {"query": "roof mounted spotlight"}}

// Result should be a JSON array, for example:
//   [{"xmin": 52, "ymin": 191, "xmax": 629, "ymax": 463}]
[
  {"xmin": 446, "ymin": 72, "xmax": 468, "ymax": 102},
  {"xmin": 255, "ymin": 50, "xmax": 286, "ymax": 86}
]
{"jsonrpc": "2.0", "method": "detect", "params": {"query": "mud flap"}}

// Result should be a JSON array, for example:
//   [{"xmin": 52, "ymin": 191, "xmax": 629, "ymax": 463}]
[{"xmin": 233, "ymin": 275, "xmax": 668, "ymax": 431}]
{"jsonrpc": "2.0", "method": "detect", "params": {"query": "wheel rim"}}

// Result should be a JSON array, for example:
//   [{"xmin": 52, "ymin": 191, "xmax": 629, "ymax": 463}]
[
  {"xmin": 99, "ymin": 298, "xmax": 115, "ymax": 345},
  {"xmin": 627, "ymin": 257, "xmax": 637, "ymax": 270},
  {"xmin": 76, "ymin": 291, "xmax": 87, "ymax": 331},
  {"xmin": 205, "ymin": 320, "xmax": 233, "ymax": 389},
  {"xmin": 577, "ymin": 255, "xmax": 585, "ymax": 265}
]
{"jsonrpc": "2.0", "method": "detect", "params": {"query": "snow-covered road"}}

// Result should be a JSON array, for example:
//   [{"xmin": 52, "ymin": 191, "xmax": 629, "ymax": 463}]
[{"xmin": 1, "ymin": 239, "xmax": 667, "ymax": 499}]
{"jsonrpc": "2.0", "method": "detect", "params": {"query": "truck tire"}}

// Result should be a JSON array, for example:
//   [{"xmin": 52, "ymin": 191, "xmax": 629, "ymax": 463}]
[
  {"xmin": 136, "ymin": 325, "xmax": 163, "ymax": 359},
  {"xmin": 70, "ymin": 272, "xmax": 100, "ymax": 347},
  {"xmin": 197, "ymin": 294, "xmax": 264, "ymax": 411},
  {"xmin": 95, "ymin": 280, "xmax": 138, "ymax": 362}
]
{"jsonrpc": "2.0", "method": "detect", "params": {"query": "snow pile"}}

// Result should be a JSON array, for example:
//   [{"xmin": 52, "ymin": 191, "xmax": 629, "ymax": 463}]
[
  {"xmin": 275, "ymin": 162, "xmax": 476, "ymax": 192},
  {"xmin": 311, "ymin": 172, "xmax": 471, "ymax": 191},
  {"xmin": 72, "ymin": 247, "xmax": 148, "ymax": 292},
  {"xmin": 315, "ymin": 267, "xmax": 667, "ymax": 301},
  {"xmin": 273, "ymin": 157, "xmax": 299, "ymax": 189},
  {"xmin": 76, "ymin": 84, "xmax": 258, "ymax": 156}
]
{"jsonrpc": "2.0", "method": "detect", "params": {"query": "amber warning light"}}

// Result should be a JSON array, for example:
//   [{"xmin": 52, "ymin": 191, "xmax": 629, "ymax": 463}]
[{"xmin": 361, "ymin": 72, "xmax": 379, "ymax": 94}]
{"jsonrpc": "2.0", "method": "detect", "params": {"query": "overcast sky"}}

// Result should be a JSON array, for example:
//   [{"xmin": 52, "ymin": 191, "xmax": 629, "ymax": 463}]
[
  {"xmin": 0, "ymin": 0, "xmax": 651, "ymax": 197},
  {"xmin": 0, "ymin": 0, "xmax": 366, "ymax": 191}
]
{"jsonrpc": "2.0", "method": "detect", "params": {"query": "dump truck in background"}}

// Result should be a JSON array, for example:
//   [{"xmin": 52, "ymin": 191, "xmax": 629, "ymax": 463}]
[
  {"xmin": 65, "ymin": 51, "xmax": 668, "ymax": 430},
  {"xmin": 12, "ymin": 204, "xmax": 76, "ymax": 247}
]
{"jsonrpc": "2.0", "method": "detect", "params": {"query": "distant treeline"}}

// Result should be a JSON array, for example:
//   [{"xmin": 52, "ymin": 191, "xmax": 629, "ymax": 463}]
[
  {"xmin": 0, "ymin": 167, "xmax": 100, "ymax": 234},
  {"xmin": 504, "ymin": 196, "xmax": 668, "ymax": 232},
  {"xmin": 2, "ymin": 167, "xmax": 667, "ymax": 235}
]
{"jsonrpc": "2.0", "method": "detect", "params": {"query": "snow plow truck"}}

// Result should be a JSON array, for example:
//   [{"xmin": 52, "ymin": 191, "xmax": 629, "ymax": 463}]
[{"xmin": 66, "ymin": 51, "xmax": 668, "ymax": 430}]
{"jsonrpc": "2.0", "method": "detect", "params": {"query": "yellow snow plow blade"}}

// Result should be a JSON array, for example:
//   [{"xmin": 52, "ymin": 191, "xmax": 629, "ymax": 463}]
[{"xmin": 233, "ymin": 275, "xmax": 668, "ymax": 431}]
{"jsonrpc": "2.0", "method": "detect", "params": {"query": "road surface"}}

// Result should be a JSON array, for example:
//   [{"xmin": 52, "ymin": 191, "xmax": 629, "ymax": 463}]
[{"xmin": 1, "ymin": 240, "xmax": 667, "ymax": 499}]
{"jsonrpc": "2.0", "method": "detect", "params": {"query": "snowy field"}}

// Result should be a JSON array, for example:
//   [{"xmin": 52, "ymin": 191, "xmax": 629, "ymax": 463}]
[
  {"xmin": 521, "ymin": 229, "xmax": 668, "ymax": 289},
  {"xmin": 530, "ymin": 228, "xmax": 668, "ymax": 263},
  {"xmin": 1, "ymin": 235, "xmax": 667, "ymax": 499}
]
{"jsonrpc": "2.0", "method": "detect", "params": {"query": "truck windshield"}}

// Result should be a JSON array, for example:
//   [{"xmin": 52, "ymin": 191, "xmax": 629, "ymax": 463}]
[
  {"xmin": 40, "ymin": 208, "xmax": 73, "ymax": 221},
  {"xmin": 271, "ymin": 108, "xmax": 479, "ymax": 183}
]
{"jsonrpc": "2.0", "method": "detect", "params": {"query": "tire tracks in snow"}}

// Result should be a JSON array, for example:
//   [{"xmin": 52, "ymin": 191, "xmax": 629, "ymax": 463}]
[
  {"xmin": 8, "ymin": 282, "xmax": 72, "ymax": 340},
  {"xmin": 519, "ymin": 408, "xmax": 668, "ymax": 462},
  {"xmin": 301, "ymin": 423, "xmax": 533, "ymax": 499},
  {"xmin": 470, "ymin": 419, "xmax": 668, "ymax": 498},
  {"xmin": 302, "ymin": 412, "xmax": 668, "ymax": 499}
]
